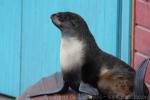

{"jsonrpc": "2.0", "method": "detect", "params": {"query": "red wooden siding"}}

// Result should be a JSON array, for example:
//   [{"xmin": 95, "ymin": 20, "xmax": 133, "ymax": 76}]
[
  {"xmin": 133, "ymin": 0, "xmax": 150, "ymax": 93},
  {"xmin": 135, "ymin": 0, "xmax": 150, "ymax": 29},
  {"xmin": 135, "ymin": 26, "xmax": 150, "ymax": 55},
  {"xmin": 133, "ymin": 52, "xmax": 146, "ymax": 69}
]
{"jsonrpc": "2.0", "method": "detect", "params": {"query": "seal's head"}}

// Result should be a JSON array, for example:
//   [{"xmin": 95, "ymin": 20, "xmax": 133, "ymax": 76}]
[{"xmin": 51, "ymin": 12, "xmax": 89, "ymax": 34}]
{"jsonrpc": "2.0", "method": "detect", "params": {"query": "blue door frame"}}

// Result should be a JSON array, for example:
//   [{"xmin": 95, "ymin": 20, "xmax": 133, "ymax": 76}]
[{"xmin": 0, "ymin": 0, "xmax": 132, "ymax": 96}]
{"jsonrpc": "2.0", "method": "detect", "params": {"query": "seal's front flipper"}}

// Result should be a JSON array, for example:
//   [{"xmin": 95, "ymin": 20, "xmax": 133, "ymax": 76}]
[
  {"xmin": 79, "ymin": 81, "xmax": 99, "ymax": 96},
  {"xmin": 78, "ymin": 82, "xmax": 99, "ymax": 100}
]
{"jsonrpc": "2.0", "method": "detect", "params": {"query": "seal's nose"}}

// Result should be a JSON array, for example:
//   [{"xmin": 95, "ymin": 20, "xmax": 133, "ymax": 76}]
[
  {"xmin": 51, "ymin": 13, "xmax": 62, "ymax": 27},
  {"xmin": 51, "ymin": 14, "xmax": 57, "ymax": 19}
]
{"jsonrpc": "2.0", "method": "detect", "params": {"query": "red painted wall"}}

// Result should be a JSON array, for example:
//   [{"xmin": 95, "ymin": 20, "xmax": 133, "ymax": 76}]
[{"xmin": 133, "ymin": 0, "xmax": 150, "ymax": 93}]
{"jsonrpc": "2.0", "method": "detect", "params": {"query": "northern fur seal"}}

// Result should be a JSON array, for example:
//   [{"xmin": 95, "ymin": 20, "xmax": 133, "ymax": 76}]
[{"xmin": 51, "ymin": 12, "xmax": 135, "ymax": 99}]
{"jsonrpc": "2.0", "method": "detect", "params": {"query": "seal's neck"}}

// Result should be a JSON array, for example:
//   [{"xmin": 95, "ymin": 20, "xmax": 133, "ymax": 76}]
[{"xmin": 60, "ymin": 37, "xmax": 85, "ymax": 72}]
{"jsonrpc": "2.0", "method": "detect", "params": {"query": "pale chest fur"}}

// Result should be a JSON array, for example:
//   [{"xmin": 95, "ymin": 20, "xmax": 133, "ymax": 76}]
[{"xmin": 60, "ymin": 37, "xmax": 85, "ymax": 71}]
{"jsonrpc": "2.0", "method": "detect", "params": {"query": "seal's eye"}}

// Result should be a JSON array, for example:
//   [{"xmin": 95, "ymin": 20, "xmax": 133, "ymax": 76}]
[{"xmin": 58, "ymin": 15, "xmax": 70, "ymax": 22}]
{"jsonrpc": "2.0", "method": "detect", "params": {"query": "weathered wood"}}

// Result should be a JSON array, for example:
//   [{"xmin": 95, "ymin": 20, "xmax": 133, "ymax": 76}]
[
  {"xmin": 133, "ymin": 0, "xmax": 150, "ymax": 94},
  {"xmin": 135, "ymin": 25, "xmax": 150, "ymax": 55},
  {"xmin": 134, "ymin": 52, "xmax": 147, "ymax": 69},
  {"xmin": 0, "ymin": 94, "xmax": 15, "ymax": 100},
  {"xmin": 136, "ymin": 0, "xmax": 150, "ymax": 28}
]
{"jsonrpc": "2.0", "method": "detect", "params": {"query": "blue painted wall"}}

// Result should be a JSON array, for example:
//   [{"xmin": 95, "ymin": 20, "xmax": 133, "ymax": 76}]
[
  {"xmin": 0, "ymin": 0, "xmax": 132, "ymax": 96},
  {"xmin": 0, "ymin": 0, "xmax": 21, "ymax": 96},
  {"xmin": 121, "ymin": 0, "xmax": 132, "ymax": 63}
]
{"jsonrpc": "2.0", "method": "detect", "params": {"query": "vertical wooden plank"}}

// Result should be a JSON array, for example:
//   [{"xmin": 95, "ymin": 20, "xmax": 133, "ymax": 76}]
[
  {"xmin": 131, "ymin": 0, "xmax": 135, "ymax": 67},
  {"xmin": 104, "ymin": 0, "xmax": 118, "ymax": 55},
  {"xmin": 20, "ymin": 0, "xmax": 120, "ymax": 94},
  {"xmin": 21, "ymin": 0, "xmax": 61, "ymax": 93},
  {"xmin": 0, "ymin": 0, "xmax": 21, "ymax": 96},
  {"xmin": 121, "ymin": 0, "xmax": 132, "ymax": 64}
]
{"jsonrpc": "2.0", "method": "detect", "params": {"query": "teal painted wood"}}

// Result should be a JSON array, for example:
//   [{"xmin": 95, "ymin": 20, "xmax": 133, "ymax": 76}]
[
  {"xmin": 0, "ymin": 0, "xmax": 21, "ymax": 96},
  {"xmin": 121, "ymin": 0, "xmax": 132, "ymax": 64},
  {"xmin": 20, "ymin": 0, "xmax": 119, "ymax": 94},
  {"xmin": 20, "ymin": 0, "xmax": 62, "ymax": 93},
  {"xmin": 102, "ymin": 0, "xmax": 118, "ymax": 55},
  {"xmin": 0, "ymin": 0, "xmax": 132, "ymax": 96}
]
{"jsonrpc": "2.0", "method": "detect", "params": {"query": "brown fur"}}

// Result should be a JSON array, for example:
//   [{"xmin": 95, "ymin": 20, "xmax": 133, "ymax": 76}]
[{"xmin": 98, "ymin": 70, "xmax": 133, "ymax": 99}]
